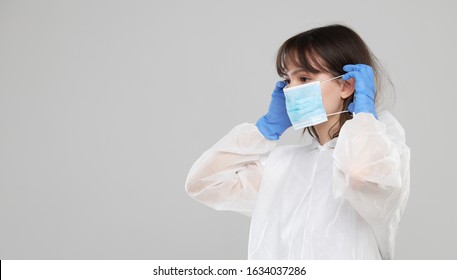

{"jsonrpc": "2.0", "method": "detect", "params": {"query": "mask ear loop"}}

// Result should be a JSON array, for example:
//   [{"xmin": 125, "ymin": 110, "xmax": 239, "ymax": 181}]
[
  {"xmin": 321, "ymin": 74, "xmax": 344, "ymax": 84},
  {"xmin": 321, "ymin": 75, "xmax": 353, "ymax": 116},
  {"xmin": 326, "ymin": 110, "xmax": 351, "ymax": 117}
]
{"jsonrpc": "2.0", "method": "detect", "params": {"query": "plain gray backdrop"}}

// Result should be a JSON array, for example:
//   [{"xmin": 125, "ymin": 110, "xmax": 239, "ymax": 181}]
[{"xmin": 1, "ymin": 0, "xmax": 456, "ymax": 259}]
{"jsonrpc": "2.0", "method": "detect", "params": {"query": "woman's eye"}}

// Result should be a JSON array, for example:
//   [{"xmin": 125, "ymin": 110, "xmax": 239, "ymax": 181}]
[
  {"xmin": 283, "ymin": 79, "xmax": 290, "ymax": 84},
  {"xmin": 300, "ymin": 77, "xmax": 310, "ymax": 82}
]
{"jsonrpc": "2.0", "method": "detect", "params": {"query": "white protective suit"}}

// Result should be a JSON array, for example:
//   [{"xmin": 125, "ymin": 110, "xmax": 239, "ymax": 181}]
[{"xmin": 185, "ymin": 111, "xmax": 410, "ymax": 259}]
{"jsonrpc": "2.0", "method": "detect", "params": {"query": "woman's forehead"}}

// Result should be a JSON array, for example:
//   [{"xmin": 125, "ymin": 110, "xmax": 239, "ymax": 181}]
[
  {"xmin": 283, "ymin": 50, "xmax": 327, "ymax": 75},
  {"xmin": 283, "ymin": 54, "xmax": 305, "ymax": 73}
]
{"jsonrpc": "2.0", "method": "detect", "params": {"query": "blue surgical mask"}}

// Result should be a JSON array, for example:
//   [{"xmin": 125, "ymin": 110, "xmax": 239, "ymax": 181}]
[{"xmin": 283, "ymin": 75, "xmax": 348, "ymax": 130}]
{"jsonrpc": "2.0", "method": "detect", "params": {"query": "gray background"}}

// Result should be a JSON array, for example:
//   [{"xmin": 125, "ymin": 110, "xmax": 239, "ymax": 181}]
[{"xmin": 1, "ymin": 0, "xmax": 456, "ymax": 259}]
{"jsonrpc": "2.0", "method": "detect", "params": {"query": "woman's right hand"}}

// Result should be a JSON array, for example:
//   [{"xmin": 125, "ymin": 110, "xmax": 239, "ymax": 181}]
[{"xmin": 255, "ymin": 81, "xmax": 292, "ymax": 140}]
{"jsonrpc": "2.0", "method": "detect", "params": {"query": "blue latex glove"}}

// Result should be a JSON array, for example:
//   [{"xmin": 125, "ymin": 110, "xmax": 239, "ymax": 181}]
[
  {"xmin": 255, "ymin": 81, "xmax": 292, "ymax": 140},
  {"xmin": 342, "ymin": 64, "xmax": 378, "ymax": 119}
]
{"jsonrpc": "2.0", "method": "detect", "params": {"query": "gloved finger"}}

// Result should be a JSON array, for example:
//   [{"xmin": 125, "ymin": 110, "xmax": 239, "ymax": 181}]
[
  {"xmin": 343, "ymin": 64, "xmax": 372, "ymax": 72},
  {"xmin": 343, "ymin": 64, "xmax": 362, "ymax": 73},
  {"xmin": 341, "ymin": 73, "xmax": 351, "ymax": 80},
  {"xmin": 341, "ymin": 71, "xmax": 361, "ymax": 81},
  {"xmin": 345, "ymin": 64, "xmax": 374, "ymax": 80},
  {"xmin": 348, "ymin": 101, "xmax": 355, "ymax": 113},
  {"xmin": 272, "ymin": 80, "xmax": 287, "ymax": 98},
  {"xmin": 275, "ymin": 80, "xmax": 287, "ymax": 90}
]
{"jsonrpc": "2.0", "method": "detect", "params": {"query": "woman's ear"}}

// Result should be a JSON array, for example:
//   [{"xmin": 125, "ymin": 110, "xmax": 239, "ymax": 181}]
[{"xmin": 341, "ymin": 78, "xmax": 355, "ymax": 99}]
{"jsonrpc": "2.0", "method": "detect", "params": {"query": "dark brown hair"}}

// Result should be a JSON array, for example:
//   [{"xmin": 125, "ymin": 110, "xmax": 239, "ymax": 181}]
[{"xmin": 276, "ymin": 24, "xmax": 391, "ymax": 141}]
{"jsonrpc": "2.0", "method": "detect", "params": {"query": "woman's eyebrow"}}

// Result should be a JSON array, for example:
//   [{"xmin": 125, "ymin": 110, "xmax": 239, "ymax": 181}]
[{"xmin": 285, "ymin": 68, "xmax": 308, "ymax": 76}]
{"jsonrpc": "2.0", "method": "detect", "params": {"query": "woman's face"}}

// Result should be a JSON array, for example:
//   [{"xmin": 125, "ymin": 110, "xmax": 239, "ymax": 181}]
[{"xmin": 283, "ymin": 60, "xmax": 348, "ymax": 115}]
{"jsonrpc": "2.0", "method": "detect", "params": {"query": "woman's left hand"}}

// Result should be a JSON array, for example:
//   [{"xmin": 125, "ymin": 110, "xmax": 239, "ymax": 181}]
[{"xmin": 342, "ymin": 64, "xmax": 378, "ymax": 119}]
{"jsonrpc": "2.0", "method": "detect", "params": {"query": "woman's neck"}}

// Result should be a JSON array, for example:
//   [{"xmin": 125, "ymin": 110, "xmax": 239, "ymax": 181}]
[{"xmin": 313, "ymin": 115, "xmax": 341, "ymax": 146}]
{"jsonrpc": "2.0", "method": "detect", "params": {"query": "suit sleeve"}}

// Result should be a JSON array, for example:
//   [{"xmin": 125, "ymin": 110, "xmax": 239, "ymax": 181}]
[
  {"xmin": 185, "ymin": 123, "xmax": 277, "ymax": 217},
  {"xmin": 333, "ymin": 111, "xmax": 411, "ymax": 259}
]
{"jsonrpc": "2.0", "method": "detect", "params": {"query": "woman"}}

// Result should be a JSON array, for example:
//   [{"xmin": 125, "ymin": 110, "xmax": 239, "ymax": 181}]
[{"xmin": 185, "ymin": 24, "xmax": 410, "ymax": 260}]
